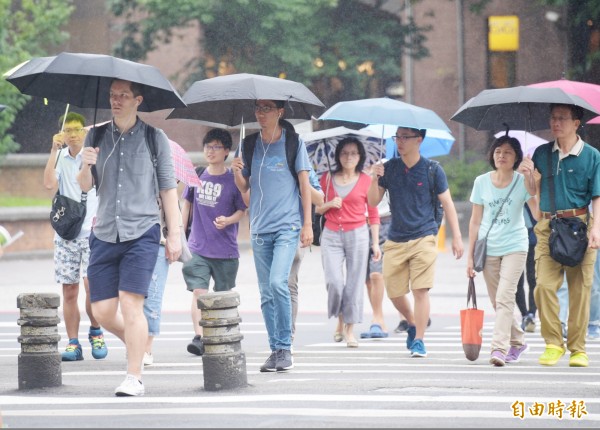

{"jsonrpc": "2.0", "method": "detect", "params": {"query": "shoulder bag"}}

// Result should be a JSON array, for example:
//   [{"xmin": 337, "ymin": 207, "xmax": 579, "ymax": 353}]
[
  {"xmin": 49, "ymin": 149, "xmax": 88, "ymax": 240},
  {"xmin": 546, "ymin": 152, "xmax": 589, "ymax": 267},
  {"xmin": 473, "ymin": 176, "xmax": 518, "ymax": 272}
]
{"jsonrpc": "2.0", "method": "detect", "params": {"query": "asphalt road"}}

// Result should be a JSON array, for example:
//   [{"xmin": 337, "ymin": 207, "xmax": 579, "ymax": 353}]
[{"xmin": 0, "ymin": 245, "xmax": 599, "ymax": 428}]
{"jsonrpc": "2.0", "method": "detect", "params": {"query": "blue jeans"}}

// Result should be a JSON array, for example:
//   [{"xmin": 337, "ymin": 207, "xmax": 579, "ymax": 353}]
[
  {"xmin": 590, "ymin": 249, "xmax": 600, "ymax": 329},
  {"xmin": 252, "ymin": 229, "xmax": 299, "ymax": 351},
  {"xmin": 144, "ymin": 245, "xmax": 169, "ymax": 336},
  {"xmin": 557, "ymin": 275, "xmax": 568, "ymax": 325}
]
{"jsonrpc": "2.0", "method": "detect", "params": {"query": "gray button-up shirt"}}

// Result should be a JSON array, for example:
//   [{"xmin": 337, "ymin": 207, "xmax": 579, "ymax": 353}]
[{"xmin": 85, "ymin": 119, "xmax": 176, "ymax": 243}]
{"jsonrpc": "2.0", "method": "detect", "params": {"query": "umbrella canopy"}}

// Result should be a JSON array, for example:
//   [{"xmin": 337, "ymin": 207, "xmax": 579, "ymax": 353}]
[
  {"xmin": 168, "ymin": 139, "xmax": 201, "ymax": 187},
  {"xmin": 318, "ymin": 97, "xmax": 451, "ymax": 132},
  {"xmin": 362, "ymin": 124, "xmax": 455, "ymax": 159},
  {"xmin": 493, "ymin": 130, "xmax": 547, "ymax": 158},
  {"xmin": 300, "ymin": 127, "xmax": 383, "ymax": 175},
  {"xmin": 167, "ymin": 73, "xmax": 325, "ymax": 127},
  {"xmin": 5, "ymin": 52, "xmax": 186, "ymax": 112},
  {"xmin": 528, "ymin": 79, "xmax": 600, "ymax": 124},
  {"xmin": 450, "ymin": 86, "xmax": 599, "ymax": 132}
]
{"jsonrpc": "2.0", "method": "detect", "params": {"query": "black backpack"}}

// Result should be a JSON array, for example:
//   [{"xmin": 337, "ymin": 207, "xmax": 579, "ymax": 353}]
[
  {"xmin": 240, "ymin": 119, "xmax": 299, "ymax": 187},
  {"xmin": 427, "ymin": 159, "xmax": 444, "ymax": 230},
  {"xmin": 91, "ymin": 122, "xmax": 159, "ymax": 189}
]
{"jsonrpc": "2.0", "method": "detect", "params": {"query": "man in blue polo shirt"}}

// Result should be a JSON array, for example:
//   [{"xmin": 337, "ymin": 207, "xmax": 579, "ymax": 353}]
[
  {"xmin": 368, "ymin": 127, "xmax": 464, "ymax": 358},
  {"xmin": 532, "ymin": 103, "xmax": 600, "ymax": 368}
]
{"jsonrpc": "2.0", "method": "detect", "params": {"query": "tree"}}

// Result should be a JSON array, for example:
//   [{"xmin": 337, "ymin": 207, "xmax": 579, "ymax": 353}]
[
  {"xmin": 110, "ymin": 0, "xmax": 430, "ymax": 106},
  {"xmin": 0, "ymin": 0, "xmax": 74, "ymax": 155}
]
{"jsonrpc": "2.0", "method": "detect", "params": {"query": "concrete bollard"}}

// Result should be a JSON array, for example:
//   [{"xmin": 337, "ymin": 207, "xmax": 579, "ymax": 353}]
[
  {"xmin": 17, "ymin": 293, "xmax": 62, "ymax": 390},
  {"xmin": 198, "ymin": 290, "xmax": 247, "ymax": 391}
]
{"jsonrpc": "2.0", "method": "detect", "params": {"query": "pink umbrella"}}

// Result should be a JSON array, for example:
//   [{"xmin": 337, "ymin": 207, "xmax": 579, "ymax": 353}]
[
  {"xmin": 528, "ymin": 79, "xmax": 600, "ymax": 124},
  {"xmin": 85, "ymin": 121, "xmax": 201, "ymax": 187},
  {"xmin": 168, "ymin": 139, "xmax": 201, "ymax": 187}
]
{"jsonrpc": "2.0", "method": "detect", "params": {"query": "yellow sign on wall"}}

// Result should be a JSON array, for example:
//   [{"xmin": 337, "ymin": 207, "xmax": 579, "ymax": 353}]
[{"xmin": 488, "ymin": 16, "xmax": 519, "ymax": 51}]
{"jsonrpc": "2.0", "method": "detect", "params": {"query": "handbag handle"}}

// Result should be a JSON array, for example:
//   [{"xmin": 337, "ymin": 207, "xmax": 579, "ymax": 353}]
[
  {"xmin": 482, "ymin": 175, "xmax": 519, "ymax": 240},
  {"xmin": 467, "ymin": 277, "xmax": 478, "ymax": 309}
]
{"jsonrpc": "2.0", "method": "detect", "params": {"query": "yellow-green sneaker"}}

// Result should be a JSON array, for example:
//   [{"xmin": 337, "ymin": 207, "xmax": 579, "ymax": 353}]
[
  {"xmin": 538, "ymin": 344, "xmax": 565, "ymax": 366},
  {"xmin": 569, "ymin": 352, "xmax": 589, "ymax": 368}
]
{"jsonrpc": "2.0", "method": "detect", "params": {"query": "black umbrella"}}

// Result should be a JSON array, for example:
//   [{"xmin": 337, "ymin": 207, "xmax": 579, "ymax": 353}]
[
  {"xmin": 6, "ymin": 52, "xmax": 186, "ymax": 113},
  {"xmin": 167, "ymin": 73, "xmax": 324, "ymax": 127},
  {"xmin": 450, "ymin": 86, "xmax": 599, "ymax": 132}
]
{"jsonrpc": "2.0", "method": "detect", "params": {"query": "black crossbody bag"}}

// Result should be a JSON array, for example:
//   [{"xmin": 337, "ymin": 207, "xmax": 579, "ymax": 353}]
[{"xmin": 546, "ymin": 151, "xmax": 589, "ymax": 267}]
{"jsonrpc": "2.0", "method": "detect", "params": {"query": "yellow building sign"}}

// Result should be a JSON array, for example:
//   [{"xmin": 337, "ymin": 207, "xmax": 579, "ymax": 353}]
[{"xmin": 488, "ymin": 16, "xmax": 519, "ymax": 51}]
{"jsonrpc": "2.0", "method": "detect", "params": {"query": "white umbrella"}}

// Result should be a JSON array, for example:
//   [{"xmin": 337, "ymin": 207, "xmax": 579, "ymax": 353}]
[{"xmin": 493, "ymin": 130, "xmax": 547, "ymax": 158}]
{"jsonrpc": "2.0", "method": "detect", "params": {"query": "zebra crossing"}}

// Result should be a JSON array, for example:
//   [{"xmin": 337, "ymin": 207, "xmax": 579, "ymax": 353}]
[{"xmin": 1, "ymin": 315, "xmax": 599, "ymax": 428}]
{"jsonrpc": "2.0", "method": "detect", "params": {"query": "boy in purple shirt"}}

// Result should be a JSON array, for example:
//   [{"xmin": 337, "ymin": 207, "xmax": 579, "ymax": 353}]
[{"xmin": 181, "ymin": 129, "xmax": 247, "ymax": 355}]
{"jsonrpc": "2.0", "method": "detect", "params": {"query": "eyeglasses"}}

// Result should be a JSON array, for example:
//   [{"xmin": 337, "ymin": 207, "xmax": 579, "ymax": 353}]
[
  {"xmin": 392, "ymin": 135, "xmax": 420, "ymax": 143},
  {"xmin": 550, "ymin": 116, "xmax": 574, "ymax": 123},
  {"xmin": 340, "ymin": 151, "xmax": 360, "ymax": 158},
  {"xmin": 204, "ymin": 145, "xmax": 225, "ymax": 152},
  {"xmin": 63, "ymin": 128, "xmax": 84, "ymax": 134},
  {"xmin": 254, "ymin": 105, "xmax": 278, "ymax": 114}
]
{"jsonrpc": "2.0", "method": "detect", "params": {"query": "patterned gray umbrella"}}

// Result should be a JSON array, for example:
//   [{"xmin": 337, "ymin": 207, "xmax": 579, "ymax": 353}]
[{"xmin": 451, "ymin": 86, "xmax": 599, "ymax": 132}]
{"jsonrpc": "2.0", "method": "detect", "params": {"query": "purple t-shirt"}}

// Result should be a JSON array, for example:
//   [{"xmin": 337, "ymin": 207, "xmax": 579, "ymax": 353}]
[{"xmin": 182, "ymin": 169, "xmax": 246, "ymax": 259}]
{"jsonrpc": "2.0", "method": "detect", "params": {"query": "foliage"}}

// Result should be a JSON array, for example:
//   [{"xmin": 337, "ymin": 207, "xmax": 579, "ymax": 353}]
[
  {"xmin": 0, "ymin": 0, "xmax": 74, "ymax": 156},
  {"xmin": 110, "ymin": 0, "xmax": 430, "ymax": 105},
  {"xmin": 0, "ymin": 195, "xmax": 51, "ymax": 207},
  {"xmin": 437, "ymin": 151, "xmax": 489, "ymax": 201}
]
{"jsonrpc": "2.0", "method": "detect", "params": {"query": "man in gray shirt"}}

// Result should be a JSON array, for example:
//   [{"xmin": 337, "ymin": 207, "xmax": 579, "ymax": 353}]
[{"xmin": 78, "ymin": 79, "xmax": 182, "ymax": 396}]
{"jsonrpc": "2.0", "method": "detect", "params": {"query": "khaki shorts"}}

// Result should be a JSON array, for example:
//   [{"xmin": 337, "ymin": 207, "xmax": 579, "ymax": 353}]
[{"xmin": 382, "ymin": 235, "xmax": 437, "ymax": 298}]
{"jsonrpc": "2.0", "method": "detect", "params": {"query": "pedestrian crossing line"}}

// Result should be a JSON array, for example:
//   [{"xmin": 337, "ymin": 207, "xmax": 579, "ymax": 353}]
[
  {"xmin": 2, "ymin": 406, "xmax": 597, "ymax": 421},
  {"xmin": 60, "ymin": 368, "xmax": 600, "ymax": 377},
  {"xmin": 1, "ymin": 393, "xmax": 599, "ymax": 405}
]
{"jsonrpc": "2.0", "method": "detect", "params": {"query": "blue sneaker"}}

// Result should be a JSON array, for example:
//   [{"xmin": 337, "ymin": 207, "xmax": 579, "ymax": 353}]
[
  {"xmin": 89, "ymin": 328, "xmax": 108, "ymax": 359},
  {"xmin": 62, "ymin": 339, "xmax": 83, "ymax": 361},
  {"xmin": 406, "ymin": 325, "xmax": 416, "ymax": 350},
  {"xmin": 410, "ymin": 339, "xmax": 427, "ymax": 357}
]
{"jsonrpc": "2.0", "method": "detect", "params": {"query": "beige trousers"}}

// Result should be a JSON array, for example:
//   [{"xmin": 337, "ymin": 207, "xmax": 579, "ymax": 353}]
[
  {"xmin": 482, "ymin": 252, "xmax": 528, "ymax": 354},
  {"xmin": 534, "ymin": 217, "xmax": 595, "ymax": 354}
]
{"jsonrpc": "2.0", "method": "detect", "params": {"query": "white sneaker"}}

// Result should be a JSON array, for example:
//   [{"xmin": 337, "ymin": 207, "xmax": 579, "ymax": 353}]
[
  {"xmin": 115, "ymin": 374, "xmax": 144, "ymax": 397},
  {"xmin": 143, "ymin": 352, "xmax": 154, "ymax": 366}
]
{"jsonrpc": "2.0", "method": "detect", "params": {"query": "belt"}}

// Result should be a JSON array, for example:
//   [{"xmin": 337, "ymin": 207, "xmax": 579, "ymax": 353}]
[{"xmin": 542, "ymin": 207, "xmax": 588, "ymax": 220}]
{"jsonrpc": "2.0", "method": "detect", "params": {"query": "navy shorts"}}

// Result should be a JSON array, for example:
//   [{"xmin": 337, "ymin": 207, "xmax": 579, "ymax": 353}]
[{"xmin": 88, "ymin": 224, "xmax": 161, "ymax": 302}]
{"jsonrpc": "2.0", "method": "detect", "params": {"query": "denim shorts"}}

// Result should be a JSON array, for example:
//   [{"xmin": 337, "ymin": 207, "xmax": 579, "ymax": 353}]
[
  {"xmin": 88, "ymin": 224, "xmax": 161, "ymax": 302},
  {"xmin": 182, "ymin": 253, "xmax": 239, "ymax": 292}
]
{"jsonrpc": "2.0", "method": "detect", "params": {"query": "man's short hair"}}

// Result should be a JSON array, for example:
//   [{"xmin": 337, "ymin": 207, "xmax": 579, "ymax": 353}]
[
  {"xmin": 398, "ymin": 127, "xmax": 427, "ymax": 139},
  {"xmin": 274, "ymin": 100, "xmax": 285, "ymax": 109},
  {"xmin": 550, "ymin": 103, "xmax": 584, "ymax": 121},
  {"xmin": 58, "ymin": 111, "xmax": 85, "ymax": 128},
  {"xmin": 110, "ymin": 78, "xmax": 143, "ymax": 97}
]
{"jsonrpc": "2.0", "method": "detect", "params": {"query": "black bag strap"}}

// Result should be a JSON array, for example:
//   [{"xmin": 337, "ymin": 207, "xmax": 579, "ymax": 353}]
[
  {"xmin": 467, "ymin": 276, "xmax": 477, "ymax": 309},
  {"xmin": 483, "ymin": 175, "xmax": 519, "ymax": 240},
  {"xmin": 547, "ymin": 149, "xmax": 557, "ymax": 215}
]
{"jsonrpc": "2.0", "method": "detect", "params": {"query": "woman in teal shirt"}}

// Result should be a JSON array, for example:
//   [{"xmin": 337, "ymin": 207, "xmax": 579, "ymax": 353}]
[{"xmin": 467, "ymin": 135, "xmax": 537, "ymax": 367}]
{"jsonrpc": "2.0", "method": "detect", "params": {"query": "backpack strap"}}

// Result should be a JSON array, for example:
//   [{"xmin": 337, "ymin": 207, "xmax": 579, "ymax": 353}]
[
  {"xmin": 242, "ymin": 119, "xmax": 299, "ymax": 187},
  {"xmin": 90, "ymin": 123, "xmax": 110, "ymax": 187},
  {"xmin": 144, "ymin": 124, "xmax": 159, "ymax": 197}
]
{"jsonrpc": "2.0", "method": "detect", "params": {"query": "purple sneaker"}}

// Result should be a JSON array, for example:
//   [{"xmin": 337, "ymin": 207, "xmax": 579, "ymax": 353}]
[
  {"xmin": 505, "ymin": 344, "xmax": 529, "ymax": 363},
  {"xmin": 489, "ymin": 350, "xmax": 506, "ymax": 367}
]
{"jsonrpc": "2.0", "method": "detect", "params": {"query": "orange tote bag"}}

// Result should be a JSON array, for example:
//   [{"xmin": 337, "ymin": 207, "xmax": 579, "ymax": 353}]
[{"xmin": 460, "ymin": 277, "xmax": 484, "ymax": 361}]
